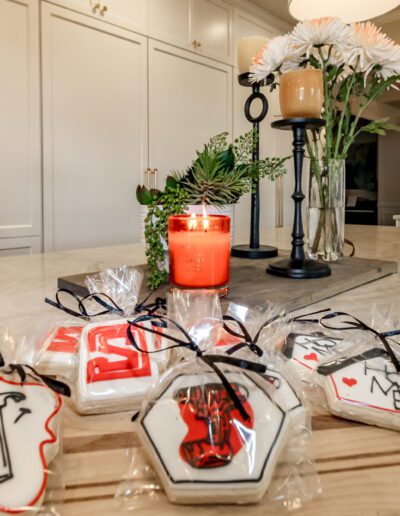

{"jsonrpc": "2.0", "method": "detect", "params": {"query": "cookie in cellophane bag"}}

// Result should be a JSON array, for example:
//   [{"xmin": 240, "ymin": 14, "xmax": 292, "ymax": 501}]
[
  {"xmin": 137, "ymin": 357, "xmax": 294, "ymax": 505},
  {"xmin": 0, "ymin": 325, "xmax": 69, "ymax": 515},
  {"xmin": 316, "ymin": 323, "xmax": 400, "ymax": 432},
  {"xmin": 74, "ymin": 317, "xmax": 169, "ymax": 415}
]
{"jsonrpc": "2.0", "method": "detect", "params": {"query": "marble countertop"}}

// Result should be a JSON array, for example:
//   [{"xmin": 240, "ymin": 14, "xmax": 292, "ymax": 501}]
[{"xmin": 0, "ymin": 224, "xmax": 398, "ymax": 327}]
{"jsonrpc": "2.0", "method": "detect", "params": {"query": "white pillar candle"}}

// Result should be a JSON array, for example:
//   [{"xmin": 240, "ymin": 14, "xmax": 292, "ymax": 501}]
[{"xmin": 237, "ymin": 36, "xmax": 268, "ymax": 74}]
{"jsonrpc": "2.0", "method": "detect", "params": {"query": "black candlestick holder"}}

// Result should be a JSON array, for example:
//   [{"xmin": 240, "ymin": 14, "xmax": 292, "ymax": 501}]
[
  {"xmin": 231, "ymin": 72, "xmax": 278, "ymax": 259},
  {"xmin": 267, "ymin": 118, "xmax": 331, "ymax": 279}
]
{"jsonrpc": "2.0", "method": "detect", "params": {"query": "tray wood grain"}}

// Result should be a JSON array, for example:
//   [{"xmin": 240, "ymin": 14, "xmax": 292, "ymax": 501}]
[{"xmin": 58, "ymin": 252, "xmax": 398, "ymax": 312}]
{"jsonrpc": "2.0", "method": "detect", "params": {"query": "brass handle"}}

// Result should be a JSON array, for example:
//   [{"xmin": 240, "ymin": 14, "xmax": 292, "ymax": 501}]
[
  {"xmin": 196, "ymin": 41, "xmax": 202, "ymax": 48},
  {"xmin": 99, "ymin": 4, "xmax": 108, "ymax": 14},
  {"xmin": 92, "ymin": 2, "xmax": 100, "ymax": 12},
  {"xmin": 192, "ymin": 40, "xmax": 198, "ymax": 47}
]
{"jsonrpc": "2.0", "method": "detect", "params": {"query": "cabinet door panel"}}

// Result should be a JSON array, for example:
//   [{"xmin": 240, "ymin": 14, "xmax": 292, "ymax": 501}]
[
  {"xmin": 195, "ymin": 0, "xmax": 233, "ymax": 64},
  {"xmin": 148, "ymin": 40, "xmax": 232, "ymax": 187},
  {"xmin": 99, "ymin": 0, "xmax": 147, "ymax": 34},
  {"xmin": 0, "ymin": 236, "xmax": 41, "ymax": 256},
  {"xmin": 149, "ymin": 0, "xmax": 193, "ymax": 49},
  {"xmin": 42, "ymin": 4, "xmax": 147, "ymax": 251},
  {"xmin": 0, "ymin": 0, "xmax": 41, "ymax": 240}
]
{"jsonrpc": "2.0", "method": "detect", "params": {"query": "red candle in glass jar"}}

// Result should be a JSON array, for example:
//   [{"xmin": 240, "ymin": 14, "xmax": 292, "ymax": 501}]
[{"xmin": 168, "ymin": 213, "xmax": 230, "ymax": 292}]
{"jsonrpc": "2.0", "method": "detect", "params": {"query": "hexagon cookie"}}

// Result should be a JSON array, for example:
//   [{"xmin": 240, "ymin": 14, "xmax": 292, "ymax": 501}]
[
  {"xmin": 318, "ymin": 347, "xmax": 400, "ymax": 431},
  {"xmin": 138, "ymin": 370, "xmax": 291, "ymax": 504}
]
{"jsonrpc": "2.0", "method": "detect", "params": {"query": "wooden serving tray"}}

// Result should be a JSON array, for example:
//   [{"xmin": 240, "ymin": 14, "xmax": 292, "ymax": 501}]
[{"xmin": 57, "ymin": 251, "xmax": 398, "ymax": 313}]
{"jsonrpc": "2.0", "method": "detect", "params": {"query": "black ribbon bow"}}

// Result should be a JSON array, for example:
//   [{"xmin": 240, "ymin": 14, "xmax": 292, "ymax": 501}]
[
  {"xmin": 45, "ymin": 288, "xmax": 166, "ymax": 321},
  {"xmin": 319, "ymin": 311, "xmax": 400, "ymax": 373},
  {"xmin": 127, "ymin": 314, "xmax": 266, "ymax": 422},
  {"xmin": 4, "ymin": 363, "xmax": 71, "ymax": 397},
  {"xmin": 222, "ymin": 308, "xmax": 331, "ymax": 357}
]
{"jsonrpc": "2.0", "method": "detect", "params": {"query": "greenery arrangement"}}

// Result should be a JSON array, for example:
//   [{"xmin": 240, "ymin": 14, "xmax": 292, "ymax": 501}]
[{"xmin": 136, "ymin": 130, "xmax": 287, "ymax": 289}]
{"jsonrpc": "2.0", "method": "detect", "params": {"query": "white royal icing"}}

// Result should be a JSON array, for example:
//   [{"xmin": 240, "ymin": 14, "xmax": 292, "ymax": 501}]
[
  {"xmin": 282, "ymin": 332, "xmax": 343, "ymax": 378},
  {"xmin": 139, "ymin": 370, "xmax": 290, "ymax": 503},
  {"xmin": 319, "ymin": 348, "xmax": 400, "ymax": 430},
  {"xmin": 37, "ymin": 325, "xmax": 82, "ymax": 376},
  {"xmin": 0, "ymin": 368, "xmax": 61, "ymax": 514},
  {"xmin": 76, "ymin": 319, "xmax": 163, "ymax": 414}
]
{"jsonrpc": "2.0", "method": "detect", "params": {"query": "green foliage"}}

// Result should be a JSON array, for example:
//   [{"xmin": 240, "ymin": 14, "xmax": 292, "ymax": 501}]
[
  {"xmin": 142, "ymin": 130, "xmax": 288, "ymax": 289},
  {"xmin": 359, "ymin": 117, "xmax": 400, "ymax": 136},
  {"xmin": 174, "ymin": 129, "xmax": 288, "ymax": 205},
  {"xmin": 145, "ymin": 183, "xmax": 187, "ymax": 290}
]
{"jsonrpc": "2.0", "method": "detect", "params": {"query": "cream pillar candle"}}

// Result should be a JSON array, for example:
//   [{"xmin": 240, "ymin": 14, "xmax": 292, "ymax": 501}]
[{"xmin": 237, "ymin": 36, "xmax": 268, "ymax": 74}]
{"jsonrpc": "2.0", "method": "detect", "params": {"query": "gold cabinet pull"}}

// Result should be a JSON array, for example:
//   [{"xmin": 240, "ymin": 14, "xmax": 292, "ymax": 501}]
[
  {"xmin": 99, "ymin": 4, "xmax": 108, "ymax": 14},
  {"xmin": 192, "ymin": 40, "xmax": 198, "ymax": 47},
  {"xmin": 196, "ymin": 41, "xmax": 202, "ymax": 48},
  {"xmin": 92, "ymin": 2, "xmax": 100, "ymax": 12}
]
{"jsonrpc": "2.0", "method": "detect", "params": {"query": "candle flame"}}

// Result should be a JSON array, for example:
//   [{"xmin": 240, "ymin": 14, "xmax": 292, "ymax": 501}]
[
  {"xmin": 202, "ymin": 204, "xmax": 209, "ymax": 232},
  {"xmin": 188, "ymin": 212, "xmax": 197, "ymax": 230}
]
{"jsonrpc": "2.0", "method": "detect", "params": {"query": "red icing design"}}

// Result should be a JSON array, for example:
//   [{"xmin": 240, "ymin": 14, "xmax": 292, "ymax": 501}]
[
  {"xmin": 216, "ymin": 329, "xmax": 243, "ymax": 348},
  {"xmin": 0, "ymin": 374, "xmax": 62, "ymax": 514},
  {"xmin": 47, "ymin": 326, "xmax": 82, "ymax": 353},
  {"xmin": 342, "ymin": 377, "xmax": 357, "ymax": 387},
  {"xmin": 174, "ymin": 383, "xmax": 254, "ymax": 469},
  {"xmin": 304, "ymin": 352, "xmax": 318, "ymax": 362},
  {"xmin": 86, "ymin": 324, "xmax": 152, "ymax": 383}
]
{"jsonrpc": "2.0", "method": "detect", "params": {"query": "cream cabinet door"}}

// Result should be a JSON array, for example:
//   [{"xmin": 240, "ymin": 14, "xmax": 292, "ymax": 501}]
[
  {"xmin": 95, "ymin": 0, "xmax": 148, "ymax": 34},
  {"xmin": 42, "ymin": 4, "xmax": 148, "ymax": 251},
  {"xmin": 148, "ymin": 40, "xmax": 232, "ymax": 187},
  {"xmin": 0, "ymin": 0, "xmax": 41, "ymax": 244},
  {"xmin": 149, "ymin": 0, "xmax": 195, "ymax": 50},
  {"xmin": 194, "ymin": 0, "xmax": 233, "ymax": 64},
  {"xmin": 47, "ymin": 0, "xmax": 148, "ymax": 34}
]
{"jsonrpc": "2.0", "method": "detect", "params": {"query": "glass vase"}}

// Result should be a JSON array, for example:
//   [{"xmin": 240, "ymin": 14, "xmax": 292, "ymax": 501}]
[{"xmin": 307, "ymin": 159, "xmax": 345, "ymax": 261}]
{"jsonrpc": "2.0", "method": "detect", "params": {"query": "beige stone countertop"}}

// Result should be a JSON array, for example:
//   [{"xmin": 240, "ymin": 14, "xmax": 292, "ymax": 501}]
[{"xmin": 0, "ymin": 224, "xmax": 398, "ymax": 325}]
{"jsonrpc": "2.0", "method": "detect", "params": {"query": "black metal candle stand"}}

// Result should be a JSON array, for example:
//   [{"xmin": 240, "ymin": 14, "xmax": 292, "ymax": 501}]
[
  {"xmin": 231, "ymin": 72, "xmax": 278, "ymax": 259},
  {"xmin": 266, "ymin": 118, "xmax": 331, "ymax": 279}
]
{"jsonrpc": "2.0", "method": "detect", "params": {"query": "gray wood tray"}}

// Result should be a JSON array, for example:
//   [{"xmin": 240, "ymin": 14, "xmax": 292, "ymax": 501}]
[{"xmin": 57, "ymin": 251, "xmax": 398, "ymax": 313}]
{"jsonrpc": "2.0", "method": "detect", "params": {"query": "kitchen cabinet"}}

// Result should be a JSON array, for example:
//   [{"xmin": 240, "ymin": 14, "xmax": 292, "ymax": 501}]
[
  {"xmin": 148, "ymin": 39, "xmax": 232, "ymax": 188},
  {"xmin": 149, "ymin": 0, "xmax": 233, "ymax": 64},
  {"xmin": 0, "ymin": 0, "xmax": 42, "ymax": 249},
  {"xmin": 47, "ymin": 0, "xmax": 148, "ymax": 34},
  {"xmin": 42, "ymin": 3, "xmax": 148, "ymax": 251}
]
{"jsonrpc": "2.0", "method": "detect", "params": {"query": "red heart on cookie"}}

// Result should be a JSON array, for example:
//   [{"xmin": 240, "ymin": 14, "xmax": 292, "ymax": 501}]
[
  {"xmin": 303, "ymin": 352, "xmax": 318, "ymax": 362},
  {"xmin": 342, "ymin": 377, "xmax": 357, "ymax": 387}
]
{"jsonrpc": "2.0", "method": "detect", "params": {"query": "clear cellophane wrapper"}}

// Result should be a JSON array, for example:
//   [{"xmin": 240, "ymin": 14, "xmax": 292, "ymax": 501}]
[
  {"xmin": 85, "ymin": 265, "xmax": 144, "ymax": 318},
  {"xmin": 0, "ymin": 323, "xmax": 67, "ymax": 515},
  {"xmin": 309, "ymin": 307, "xmax": 400, "ymax": 431},
  {"xmin": 116, "ymin": 294, "xmax": 320, "ymax": 511}
]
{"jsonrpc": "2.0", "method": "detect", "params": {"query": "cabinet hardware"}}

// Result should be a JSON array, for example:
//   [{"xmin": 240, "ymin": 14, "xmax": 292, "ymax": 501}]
[
  {"xmin": 196, "ymin": 41, "xmax": 202, "ymax": 48},
  {"xmin": 192, "ymin": 40, "xmax": 198, "ymax": 47},
  {"xmin": 99, "ymin": 4, "xmax": 108, "ymax": 14},
  {"xmin": 92, "ymin": 2, "xmax": 100, "ymax": 12}
]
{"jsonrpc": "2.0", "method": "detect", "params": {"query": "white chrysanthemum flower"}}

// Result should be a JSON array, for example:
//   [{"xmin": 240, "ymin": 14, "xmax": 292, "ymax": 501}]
[
  {"xmin": 290, "ymin": 17, "xmax": 351, "ymax": 58},
  {"xmin": 249, "ymin": 35, "xmax": 299, "ymax": 82},
  {"xmin": 345, "ymin": 22, "xmax": 400, "ymax": 83}
]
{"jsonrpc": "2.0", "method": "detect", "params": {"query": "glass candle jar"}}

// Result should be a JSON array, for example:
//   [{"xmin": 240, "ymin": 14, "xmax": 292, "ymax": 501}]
[
  {"xmin": 279, "ymin": 69, "xmax": 323, "ymax": 119},
  {"xmin": 168, "ymin": 214, "xmax": 230, "ymax": 294}
]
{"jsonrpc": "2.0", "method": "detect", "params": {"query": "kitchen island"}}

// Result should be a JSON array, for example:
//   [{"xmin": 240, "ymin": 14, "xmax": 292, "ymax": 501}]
[{"xmin": 0, "ymin": 225, "xmax": 399, "ymax": 515}]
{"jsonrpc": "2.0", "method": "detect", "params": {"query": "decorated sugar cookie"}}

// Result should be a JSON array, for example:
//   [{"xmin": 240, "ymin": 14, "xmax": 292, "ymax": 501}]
[
  {"xmin": 318, "ymin": 348, "xmax": 400, "ymax": 431},
  {"xmin": 37, "ymin": 325, "xmax": 82, "ymax": 376},
  {"xmin": 0, "ymin": 366, "xmax": 62, "ymax": 514},
  {"xmin": 76, "ymin": 319, "xmax": 165, "ymax": 414},
  {"xmin": 282, "ymin": 332, "xmax": 343, "ymax": 379},
  {"xmin": 138, "ymin": 370, "xmax": 290, "ymax": 504}
]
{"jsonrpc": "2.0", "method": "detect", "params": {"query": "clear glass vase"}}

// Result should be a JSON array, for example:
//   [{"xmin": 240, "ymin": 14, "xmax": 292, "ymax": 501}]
[{"xmin": 307, "ymin": 159, "xmax": 345, "ymax": 261}]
